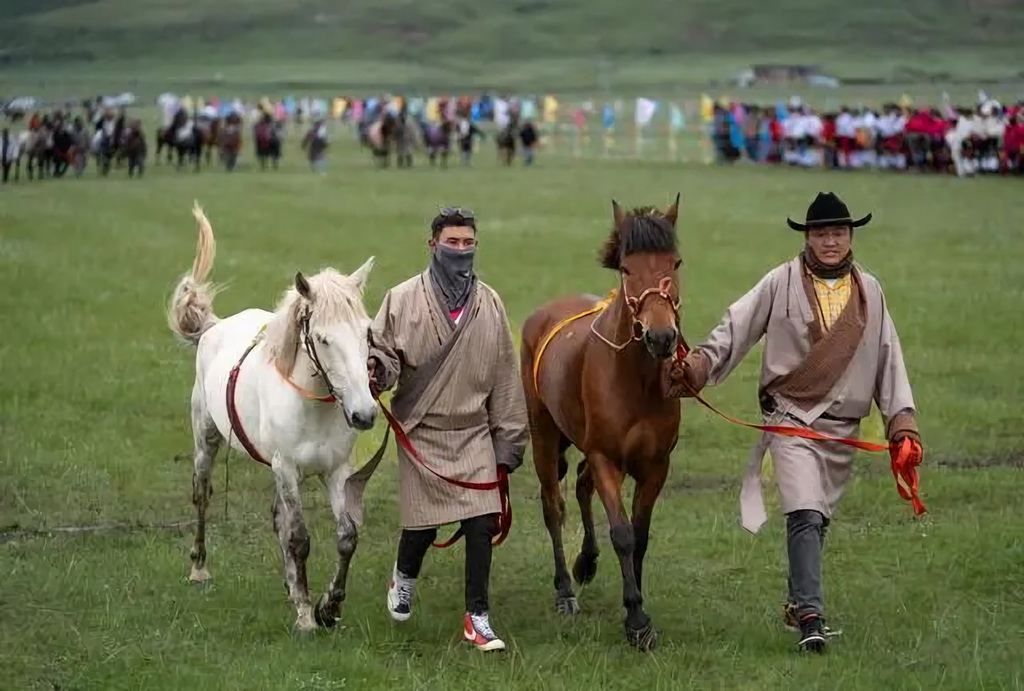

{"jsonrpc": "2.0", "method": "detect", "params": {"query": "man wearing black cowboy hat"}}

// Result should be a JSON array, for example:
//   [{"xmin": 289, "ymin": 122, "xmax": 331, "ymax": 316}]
[
  {"xmin": 366, "ymin": 206, "xmax": 528, "ymax": 651},
  {"xmin": 671, "ymin": 192, "xmax": 922, "ymax": 653}
]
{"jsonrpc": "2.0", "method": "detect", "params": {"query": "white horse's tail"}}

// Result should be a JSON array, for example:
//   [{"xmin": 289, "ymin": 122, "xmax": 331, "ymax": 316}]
[{"xmin": 167, "ymin": 201, "xmax": 221, "ymax": 346}]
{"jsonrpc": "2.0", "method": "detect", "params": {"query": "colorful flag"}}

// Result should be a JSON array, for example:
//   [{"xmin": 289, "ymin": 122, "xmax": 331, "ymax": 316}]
[
  {"xmin": 543, "ymin": 96, "xmax": 559, "ymax": 123},
  {"xmin": 635, "ymin": 97, "xmax": 657, "ymax": 127},
  {"xmin": 669, "ymin": 104, "xmax": 685, "ymax": 132},
  {"xmin": 602, "ymin": 103, "xmax": 615, "ymax": 129},
  {"xmin": 700, "ymin": 94, "xmax": 714, "ymax": 123}
]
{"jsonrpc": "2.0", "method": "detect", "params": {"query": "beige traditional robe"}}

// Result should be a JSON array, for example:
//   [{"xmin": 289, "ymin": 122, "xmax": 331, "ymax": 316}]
[
  {"xmin": 369, "ymin": 270, "xmax": 529, "ymax": 529},
  {"xmin": 692, "ymin": 256, "xmax": 916, "ymax": 533}
]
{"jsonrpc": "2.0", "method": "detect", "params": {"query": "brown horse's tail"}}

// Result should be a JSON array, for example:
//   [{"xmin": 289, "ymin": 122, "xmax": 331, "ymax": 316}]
[{"xmin": 167, "ymin": 201, "xmax": 221, "ymax": 346}]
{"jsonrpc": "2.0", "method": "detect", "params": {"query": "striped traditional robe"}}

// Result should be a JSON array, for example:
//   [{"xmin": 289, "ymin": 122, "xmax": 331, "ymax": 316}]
[{"xmin": 369, "ymin": 270, "xmax": 529, "ymax": 529}]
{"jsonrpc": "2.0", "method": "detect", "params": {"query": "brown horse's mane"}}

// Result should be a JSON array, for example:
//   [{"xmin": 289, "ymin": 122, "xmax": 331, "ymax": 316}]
[{"xmin": 598, "ymin": 206, "xmax": 678, "ymax": 270}]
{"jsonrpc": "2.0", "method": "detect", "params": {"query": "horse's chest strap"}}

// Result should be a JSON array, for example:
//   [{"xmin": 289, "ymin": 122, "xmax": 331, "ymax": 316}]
[{"xmin": 226, "ymin": 339, "xmax": 271, "ymax": 467}]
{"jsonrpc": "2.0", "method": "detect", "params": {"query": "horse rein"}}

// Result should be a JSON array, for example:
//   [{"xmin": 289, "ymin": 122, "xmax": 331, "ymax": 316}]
[
  {"xmin": 298, "ymin": 310, "xmax": 342, "ymax": 405},
  {"xmin": 591, "ymin": 276, "xmax": 680, "ymax": 351}
]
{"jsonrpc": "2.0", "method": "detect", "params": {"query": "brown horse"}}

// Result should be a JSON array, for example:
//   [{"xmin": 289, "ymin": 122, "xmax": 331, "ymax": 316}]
[{"xmin": 520, "ymin": 197, "xmax": 682, "ymax": 652}]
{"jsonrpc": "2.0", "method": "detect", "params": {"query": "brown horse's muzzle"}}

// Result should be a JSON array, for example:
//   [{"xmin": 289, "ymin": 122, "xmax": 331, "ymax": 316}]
[{"xmin": 643, "ymin": 326, "xmax": 678, "ymax": 359}]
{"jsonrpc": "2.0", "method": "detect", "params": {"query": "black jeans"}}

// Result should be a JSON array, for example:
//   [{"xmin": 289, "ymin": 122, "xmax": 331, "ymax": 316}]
[
  {"xmin": 397, "ymin": 512, "xmax": 499, "ymax": 615},
  {"xmin": 786, "ymin": 509, "xmax": 830, "ymax": 618}
]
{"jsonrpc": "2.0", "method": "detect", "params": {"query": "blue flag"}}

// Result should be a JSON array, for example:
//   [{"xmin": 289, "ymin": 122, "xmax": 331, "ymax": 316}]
[{"xmin": 602, "ymin": 103, "xmax": 615, "ymax": 129}]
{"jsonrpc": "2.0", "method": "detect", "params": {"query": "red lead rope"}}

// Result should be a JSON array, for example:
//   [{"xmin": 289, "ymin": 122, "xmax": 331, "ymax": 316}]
[
  {"xmin": 372, "ymin": 388, "xmax": 512, "ymax": 548},
  {"xmin": 674, "ymin": 344, "xmax": 927, "ymax": 516}
]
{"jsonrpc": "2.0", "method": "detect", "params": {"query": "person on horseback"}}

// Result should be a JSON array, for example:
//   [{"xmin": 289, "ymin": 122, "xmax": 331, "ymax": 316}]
[
  {"xmin": 670, "ymin": 192, "xmax": 922, "ymax": 654},
  {"xmin": 367, "ymin": 208, "xmax": 528, "ymax": 652}
]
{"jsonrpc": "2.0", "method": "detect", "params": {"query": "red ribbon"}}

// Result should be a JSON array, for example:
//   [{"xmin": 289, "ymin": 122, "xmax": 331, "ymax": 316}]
[
  {"xmin": 374, "ymin": 391, "xmax": 512, "ymax": 548},
  {"xmin": 674, "ymin": 344, "xmax": 927, "ymax": 516}
]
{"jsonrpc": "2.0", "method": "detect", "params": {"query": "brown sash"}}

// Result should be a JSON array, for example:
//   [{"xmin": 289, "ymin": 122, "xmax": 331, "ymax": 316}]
[
  {"xmin": 390, "ymin": 277, "xmax": 479, "ymax": 421},
  {"xmin": 768, "ymin": 268, "xmax": 867, "ymax": 411}
]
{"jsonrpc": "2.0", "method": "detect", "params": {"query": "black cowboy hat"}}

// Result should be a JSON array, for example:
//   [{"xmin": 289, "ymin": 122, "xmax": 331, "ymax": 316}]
[{"xmin": 787, "ymin": 192, "xmax": 872, "ymax": 232}]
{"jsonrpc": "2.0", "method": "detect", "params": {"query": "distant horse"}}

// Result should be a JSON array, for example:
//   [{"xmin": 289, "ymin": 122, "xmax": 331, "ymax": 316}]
[
  {"xmin": 197, "ymin": 116, "xmax": 222, "ymax": 168},
  {"xmin": 496, "ymin": 116, "xmax": 519, "ymax": 166},
  {"xmin": 393, "ymin": 113, "xmax": 418, "ymax": 168},
  {"xmin": 20, "ymin": 127, "xmax": 52, "ymax": 180},
  {"xmin": 421, "ymin": 119, "xmax": 453, "ymax": 168},
  {"xmin": 521, "ymin": 196, "xmax": 682, "ymax": 652},
  {"xmin": 367, "ymin": 111, "xmax": 404, "ymax": 168},
  {"xmin": 93, "ymin": 122, "xmax": 125, "ymax": 177},
  {"xmin": 217, "ymin": 116, "xmax": 242, "ymax": 172},
  {"xmin": 155, "ymin": 121, "xmax": 178, "ymax": 166},
  {"xmin": 168, "ymin": 110, "xmax": 203, "ymax": 172},
  {"xmin": 121, "ymin": 122, "xmax": 147, "ymax": 178},
  {"xmin": 254, "ymin": 117, "xmax": 282, "ymax": 170},
  {"xmin": 166, "ymin": 203, "xmax": 381, "ymax": 632}
]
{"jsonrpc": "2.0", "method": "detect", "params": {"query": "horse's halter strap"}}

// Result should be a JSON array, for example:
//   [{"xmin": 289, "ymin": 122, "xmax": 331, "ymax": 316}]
[
  {"xmin": 298, "ymin": 310, "xmax": 341, "ymax": 404},
  {"xmin": 591, "ymin": 275, "xmax": 680, "ymax": 351}
]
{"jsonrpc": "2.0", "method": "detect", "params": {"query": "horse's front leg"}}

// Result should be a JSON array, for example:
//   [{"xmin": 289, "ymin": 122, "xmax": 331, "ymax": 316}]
[
  {"xmin": 591, "ymin": 452, "xmax": 657, "ymax": 651},
  {"xmin": 271, "ymin": 454, "xmax": 315, "ymax": 632},
  {"xmin": 315, "ymin": 465, "xmax": 359, "ymax": 628},
  {"xmin": 630, "ymin": 463, "xmax": 669, "ymax": 599}
]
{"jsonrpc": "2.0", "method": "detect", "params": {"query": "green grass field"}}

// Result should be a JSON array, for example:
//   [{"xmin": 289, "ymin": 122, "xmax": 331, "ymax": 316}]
[
  {"xmin": 2, "ymin": 132, "xmax": 1023, "ymax": 689},
  {"xmin": 3, "ymin": 0, "xmax": 1024, "ymax": 99}
]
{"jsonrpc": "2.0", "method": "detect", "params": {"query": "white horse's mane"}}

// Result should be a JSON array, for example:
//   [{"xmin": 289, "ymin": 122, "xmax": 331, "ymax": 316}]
[{"xmin": 264, "ymin": 269, "xmax": 369, "ymax": 378}]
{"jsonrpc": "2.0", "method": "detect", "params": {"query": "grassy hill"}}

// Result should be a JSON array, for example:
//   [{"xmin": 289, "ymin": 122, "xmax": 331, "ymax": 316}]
[{"xmin": 2, "ymin": 0, "xmax": 1023, "ymax": 93}]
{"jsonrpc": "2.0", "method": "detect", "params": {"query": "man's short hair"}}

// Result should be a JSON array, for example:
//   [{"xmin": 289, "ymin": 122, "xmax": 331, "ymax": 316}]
[{"xmin": 430, "ymin": 206, "xmax": 477, "ymax": 236}]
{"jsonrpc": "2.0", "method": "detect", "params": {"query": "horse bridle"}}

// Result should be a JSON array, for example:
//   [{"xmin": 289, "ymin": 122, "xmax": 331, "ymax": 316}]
[
  {"xmin": 592, "ymin": 275, "xmax": 681, "ymax": 350},
  {"xmin": 299, "ymin": 310, "xmax": 342, "ymax": 403},
  {"xmin": 623, "ymin": 275, "xmax": 681, "ymax": 340}
]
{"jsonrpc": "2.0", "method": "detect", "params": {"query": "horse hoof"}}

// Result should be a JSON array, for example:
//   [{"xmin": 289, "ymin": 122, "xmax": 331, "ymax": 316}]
[
  {"xmin": 188, "ymin": 566, "xmax": 212, "ymax": 583},
  {"xmin": 555, "ymin": 595, "xmax": 580, "ymax": 616},
  {"xmin": 293, "ymin": 622, "xmax": 317, "ymax": 636},
  {"xmin": 314, "ymin": 595, "xmax": 340, "ymax": 629},
  {"xmin": 625, "ymin": 621, "xmax": 659, "ymax": 652},
  {"xmin": 572, "ymin": 553, "xmax": 599, "ymax": 585}
]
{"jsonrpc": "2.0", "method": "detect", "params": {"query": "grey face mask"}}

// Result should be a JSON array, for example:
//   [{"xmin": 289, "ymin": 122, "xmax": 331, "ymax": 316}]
[{"xmin": 429, "ymin": 244, "xmax": 477, "ymax": 312}]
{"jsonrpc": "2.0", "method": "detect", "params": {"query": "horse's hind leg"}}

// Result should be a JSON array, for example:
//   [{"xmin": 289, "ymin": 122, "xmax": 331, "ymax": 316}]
[
  {"xmin": 531, "ymin": 408, "xmax": 579, "ymax": 615},
  {"xmin": 314, "ymin": 466, "xmax": 359, "ymax": 628},
  {"xmin": 572, "ymin": 459, "xmax": 600, "ymax": 586},
  {"xmin": 271, "ymin": 455, "xmax": 316, "ymax": 632},
  {"xmin": 189, "ymin": 389, "xmax": 222, "ymax": 583}
]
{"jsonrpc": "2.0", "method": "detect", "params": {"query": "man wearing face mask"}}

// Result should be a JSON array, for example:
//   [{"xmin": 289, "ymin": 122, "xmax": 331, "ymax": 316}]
[
  {"xmin": 670, "ymin": 192, "xmax": 922, "ymax": 654},
  {"xmin": 366, "ymin": 207, "xmax": 528, "ymax": 651}
]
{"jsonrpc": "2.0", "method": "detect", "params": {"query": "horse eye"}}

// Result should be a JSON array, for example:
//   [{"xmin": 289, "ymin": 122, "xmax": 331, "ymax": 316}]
[
  {"xmin": 620, "ymin": 267, "xmax": 631, "ymax": 276},
  {"xmin": 317, "ymin": 335, "xmax": 329, "ymax": 346},
  {"xmin": 674, "ymin": 259, "xmax": 682, "ymax": 269}
]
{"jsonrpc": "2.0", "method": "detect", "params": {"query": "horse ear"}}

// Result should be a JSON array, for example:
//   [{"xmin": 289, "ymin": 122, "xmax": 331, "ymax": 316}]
[
  {"xmin": 664, "ymin": 193, "xmax": 680, "ymax": 227},
  {"xmin": 349, "ymin": 256, "xmax": 375, "ymax": 291},
  {"xmin": 294, "ymin": 272, "xmax": 312, "ymax": 300},
  {"xmin": 611, "ymin": 199, "xmax": 626, "ymax": 233}
]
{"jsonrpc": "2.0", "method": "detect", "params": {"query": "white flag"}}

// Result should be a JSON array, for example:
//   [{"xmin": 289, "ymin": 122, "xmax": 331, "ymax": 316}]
[{"xmin": 635, "ymin": 97, "xmax": 657, "ymax": 127}]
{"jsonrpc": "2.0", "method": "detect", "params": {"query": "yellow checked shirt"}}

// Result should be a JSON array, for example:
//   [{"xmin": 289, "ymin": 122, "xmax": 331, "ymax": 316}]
[{"xmin": 809, "ymin": 272, "xmax": 852, "ymax": 331}]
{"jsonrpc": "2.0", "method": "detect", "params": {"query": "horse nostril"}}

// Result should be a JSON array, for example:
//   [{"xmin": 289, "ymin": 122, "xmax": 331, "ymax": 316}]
[
  {"xmin": 645, "ymin": 329, "xmax": 677, "ymax": 356},
  {"xmin": 351, "ymin": 409, "xmax": 377, "ymax": 430}
]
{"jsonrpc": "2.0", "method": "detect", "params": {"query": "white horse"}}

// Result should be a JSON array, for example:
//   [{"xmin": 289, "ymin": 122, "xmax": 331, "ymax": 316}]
[{"xmin": 166, "ymin": 202, "xmax": 379, "ymax": 632}]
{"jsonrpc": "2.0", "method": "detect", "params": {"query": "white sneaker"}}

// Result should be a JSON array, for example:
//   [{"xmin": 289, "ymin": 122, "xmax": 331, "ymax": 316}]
[
  {"xmin": 463, "ymin": 612, "xmax": 506, "ymax": 651},
  {"xmin": 386, "ymin": 563, "xmax": 416, "ymax": 622}
]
